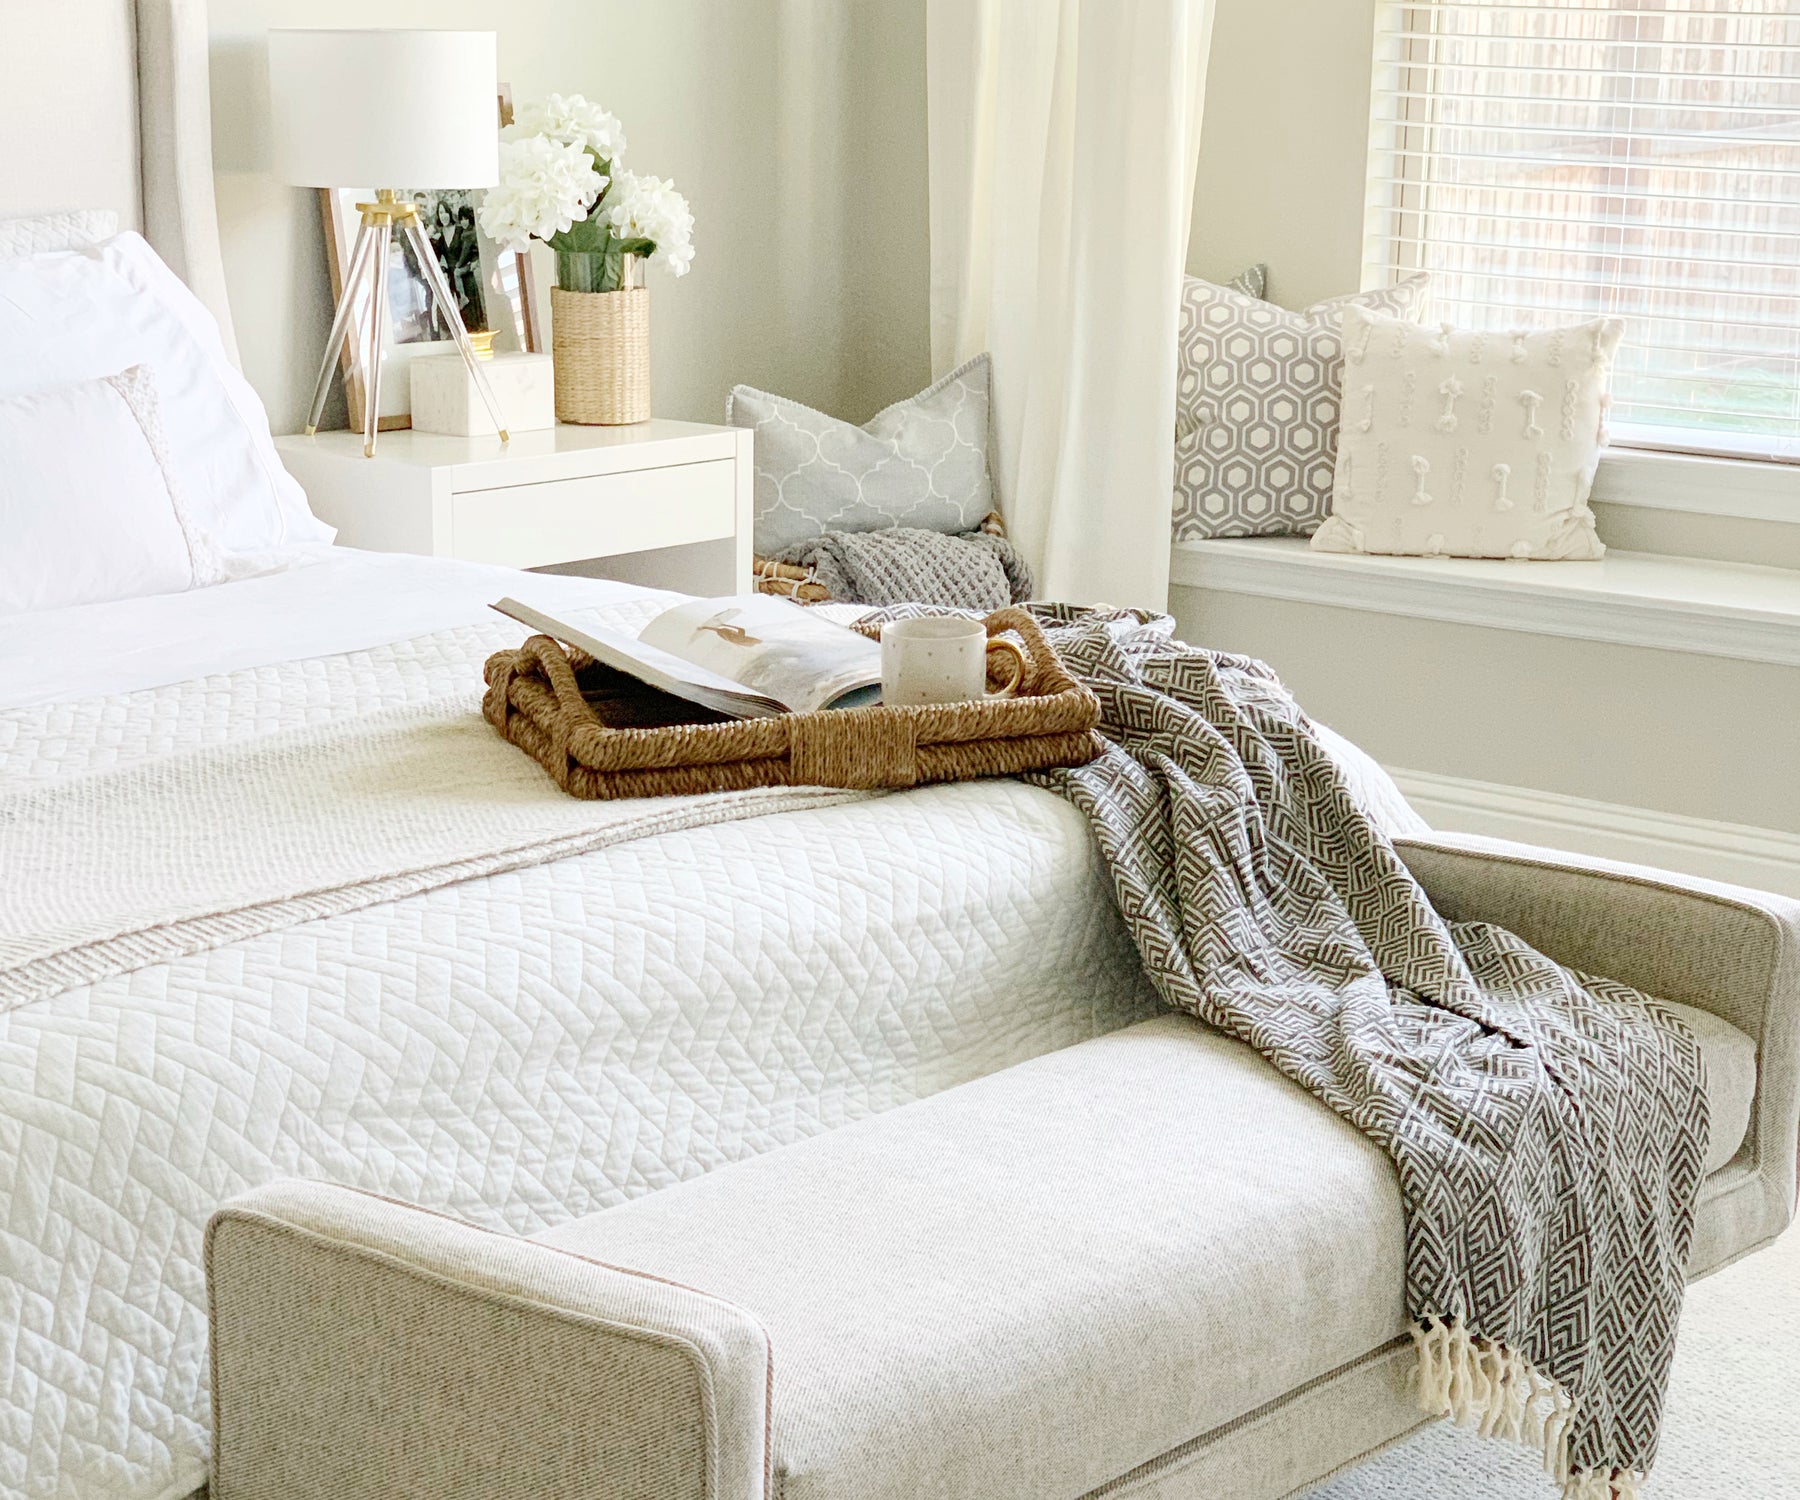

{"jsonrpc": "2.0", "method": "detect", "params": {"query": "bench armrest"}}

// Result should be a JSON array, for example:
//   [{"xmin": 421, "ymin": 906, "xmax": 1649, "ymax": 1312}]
[
  {"xmin": 1396, "ymin": 832, "xmax": 1800, "ymax": 1273},
  {"xmin": 206, "ymin": 1180, "xmax": 770, "ymax": 1500}
]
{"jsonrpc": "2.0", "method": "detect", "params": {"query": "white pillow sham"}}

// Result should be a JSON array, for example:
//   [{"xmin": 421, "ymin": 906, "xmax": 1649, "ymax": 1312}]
[
  {"xmin": 1312, "ymin": 305, "xmax": 1619, "ymax": 561},
  {"xmin": 0, "ymin": 232, "xmax": 331, "ymax": 559},
  {"xmin": 0, "ymin": 366, "xmax": 222, "ymax": 616},
  {"xmin": 0, "ymin": 209, "xmax": 119, "ymax": 258}
]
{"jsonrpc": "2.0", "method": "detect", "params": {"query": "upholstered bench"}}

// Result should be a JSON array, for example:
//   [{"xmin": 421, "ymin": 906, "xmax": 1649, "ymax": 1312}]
[{"xmin": 209, "ymin": 934, "xmax": 1778, "ymax": 1500}]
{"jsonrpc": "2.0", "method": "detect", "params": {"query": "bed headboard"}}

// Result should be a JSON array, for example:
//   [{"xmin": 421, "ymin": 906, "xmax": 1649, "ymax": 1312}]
[{"xmin": 0, "ymin": 0, "xmax": 238, "ymax": 359}]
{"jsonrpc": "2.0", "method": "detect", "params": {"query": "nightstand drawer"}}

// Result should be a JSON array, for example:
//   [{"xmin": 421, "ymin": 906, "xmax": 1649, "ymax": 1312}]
[{"xmin": 448, "ymin": 459, "xmax": 737, "ymax": 568}]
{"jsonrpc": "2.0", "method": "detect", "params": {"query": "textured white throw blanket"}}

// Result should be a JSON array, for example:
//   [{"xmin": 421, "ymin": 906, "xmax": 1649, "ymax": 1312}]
[{"xmin": 0, "ymin": 695, "xmax": 863, "ymax": 1007}]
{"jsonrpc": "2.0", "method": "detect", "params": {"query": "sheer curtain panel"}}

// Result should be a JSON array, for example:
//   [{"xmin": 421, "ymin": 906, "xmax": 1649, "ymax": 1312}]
[{"xmin": 927, "ymin": 0, "xmax": 1215, "ymax": 608}]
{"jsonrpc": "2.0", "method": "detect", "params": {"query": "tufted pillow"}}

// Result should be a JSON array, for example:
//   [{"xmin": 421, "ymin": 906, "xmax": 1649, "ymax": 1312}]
[
  {"xmin": 731, "ymin": 355, "xmax": 993, "ymax": 556},
  {"xmin": 1174, "ymin": 273, "xmax": 1429, "ymax": 539},
  {"xmin": 1312, "ymin": 306, "xmax": 1618, "ymax": 561},
  {"xmin": 0, "ymin": 209, "xmax": 119, "ymax": 258}
]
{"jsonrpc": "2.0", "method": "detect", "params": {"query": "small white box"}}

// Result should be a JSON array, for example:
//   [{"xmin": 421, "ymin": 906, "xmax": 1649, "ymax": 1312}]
[{"xmin": 409, "ymin": 351, "xmax": 555, "ymax": 436}]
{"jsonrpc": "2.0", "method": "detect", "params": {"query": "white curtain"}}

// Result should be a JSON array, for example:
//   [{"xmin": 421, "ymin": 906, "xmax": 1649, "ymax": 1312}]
[{"xmin": 926, "ymin": 0, "xmax": 1214, "ymax": 610}]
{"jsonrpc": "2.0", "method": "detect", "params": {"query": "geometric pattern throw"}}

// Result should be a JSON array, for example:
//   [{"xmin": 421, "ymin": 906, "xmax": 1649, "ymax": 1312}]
[
  {"xmin": 1025, "ymin": 604, "xmax": 1708, "ymax": 1496},
  {"xmin": 1175, "ymin": 273, "xmax": 1429, "ymax": 540}
]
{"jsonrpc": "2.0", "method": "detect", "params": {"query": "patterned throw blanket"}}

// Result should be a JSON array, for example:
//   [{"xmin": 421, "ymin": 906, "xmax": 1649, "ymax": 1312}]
[{"xmin": 1024, "ymin": 605, "xmax": 1708, "ymax": 1498}]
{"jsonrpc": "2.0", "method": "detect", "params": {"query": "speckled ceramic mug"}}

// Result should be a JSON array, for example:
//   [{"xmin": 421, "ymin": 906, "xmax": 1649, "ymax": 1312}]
[{"xmin": 879, "ymin": 617, "xmax": 1027, "ymax": 707}]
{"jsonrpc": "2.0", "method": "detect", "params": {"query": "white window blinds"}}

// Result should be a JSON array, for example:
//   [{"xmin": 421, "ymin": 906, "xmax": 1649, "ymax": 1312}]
[{"xmin": 1366, "ymin": 1, "xmax": 1800, "ymax": 462}]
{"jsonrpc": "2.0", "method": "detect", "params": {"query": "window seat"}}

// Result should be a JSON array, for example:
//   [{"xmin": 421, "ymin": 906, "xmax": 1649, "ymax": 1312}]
[{"xmin": 1170, "ymin": 538, "xmax": 1800, "ymax": 668}]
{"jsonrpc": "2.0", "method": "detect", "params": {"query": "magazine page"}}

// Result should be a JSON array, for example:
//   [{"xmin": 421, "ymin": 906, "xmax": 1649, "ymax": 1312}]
[
  {"xmin": 492, "ymin": 599, "xmax": 790, "ymax": 718},
  {"xmin": 638, "ymin": 595, "xmax": 882, "ymax": 714}
]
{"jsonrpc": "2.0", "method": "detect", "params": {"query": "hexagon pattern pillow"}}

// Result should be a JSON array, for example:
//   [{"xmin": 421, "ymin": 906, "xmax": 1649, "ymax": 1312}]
[
  {"xmin": 731, "ymin": 354, "xmax": 993, "ymax": 556},
  {"xmin": 1174, "ymin": 273, "xmax": 1429, "ymax": 539}
]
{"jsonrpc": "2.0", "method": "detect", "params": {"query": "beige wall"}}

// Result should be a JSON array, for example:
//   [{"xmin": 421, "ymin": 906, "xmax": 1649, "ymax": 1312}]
[
  {"xmin": 1188, "ymin": 0, "xmax": 1378, "ymax": 308},
  {"xmin": 207, "ymin": 0, "xmax": 931, "ymax": 435},
  {"xmin": 1176, "ymin": 591, "xmax": 1800, "ymax": 836}
]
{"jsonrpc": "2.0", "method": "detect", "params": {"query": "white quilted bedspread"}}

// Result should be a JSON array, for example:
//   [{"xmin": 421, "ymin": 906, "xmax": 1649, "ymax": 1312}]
[{"xmin": 0, "ymin": 574, "xmax": 1161, "ymax": 1500}]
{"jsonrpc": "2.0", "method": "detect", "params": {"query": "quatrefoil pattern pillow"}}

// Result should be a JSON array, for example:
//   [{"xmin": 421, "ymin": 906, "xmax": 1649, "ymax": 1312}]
[
  {"xmin": 1173, "ymin": 273, "xmax": 1429, "ymax": 540},
  {"xmin": 732, "ymin": 355, "xmax": 993, "ymax": 556},
  {"xmin": 1311, "ymin": 306, "xmax": 1621, "ymax": 561}
]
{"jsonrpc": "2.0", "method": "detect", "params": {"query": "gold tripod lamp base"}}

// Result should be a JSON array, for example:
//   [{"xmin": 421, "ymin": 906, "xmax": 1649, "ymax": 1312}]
[{"xmin": 302, "ymin": 190, "xmax": 512, "ymax": 457}]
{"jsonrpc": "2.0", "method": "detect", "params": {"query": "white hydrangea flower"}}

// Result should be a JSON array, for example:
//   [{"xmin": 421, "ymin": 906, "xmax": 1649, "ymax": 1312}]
[
  {"xmin": 504, "ymin": 93, "xmax": 627, "ymax": 162},
  {"xmin": 603, "ymin": 169, "xmax": 696, "ymax": 277},
  {"xmin": 478, "ymin": 136, "xmax": 605, "ymax": 250}
]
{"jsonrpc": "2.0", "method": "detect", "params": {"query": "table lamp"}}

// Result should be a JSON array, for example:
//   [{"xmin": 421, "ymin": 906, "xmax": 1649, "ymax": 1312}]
[{"xmin": 269, "ymin": 28, "xmax": 509, "ymax": 456}]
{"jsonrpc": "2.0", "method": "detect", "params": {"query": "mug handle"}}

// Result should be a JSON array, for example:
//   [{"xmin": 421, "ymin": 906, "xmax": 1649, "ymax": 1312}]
[{"xmin": 984, "ymin": 637, "xmax": 1028, "ymax": 699}]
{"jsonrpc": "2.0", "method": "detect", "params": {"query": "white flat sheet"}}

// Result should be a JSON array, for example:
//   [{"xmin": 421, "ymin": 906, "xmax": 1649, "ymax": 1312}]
[{"xmin": 0, "ymin": 544, "xmax": 682, "ymax": 709}]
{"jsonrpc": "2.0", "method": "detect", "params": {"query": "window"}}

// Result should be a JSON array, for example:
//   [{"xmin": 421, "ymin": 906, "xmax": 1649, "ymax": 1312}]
[{"xmin": 1366, "ymin": 1, "xmax": 1800, "ymax": 463}]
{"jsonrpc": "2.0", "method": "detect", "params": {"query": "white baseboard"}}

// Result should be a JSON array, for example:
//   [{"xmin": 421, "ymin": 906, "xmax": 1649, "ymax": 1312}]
[{"xmin": 1389, "ymin": 768, "xmax": 1800, "ymax": 899}]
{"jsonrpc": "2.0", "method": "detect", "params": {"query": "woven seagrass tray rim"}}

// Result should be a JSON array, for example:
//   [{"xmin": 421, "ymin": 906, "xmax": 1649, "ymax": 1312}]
[{"xmin": 483, "ymin": 606, "xmax": 1102, "ymax": 798}]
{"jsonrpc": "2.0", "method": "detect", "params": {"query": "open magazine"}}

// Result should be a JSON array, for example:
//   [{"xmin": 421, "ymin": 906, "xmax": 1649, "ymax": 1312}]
[{"xmin": 493, "ymin": 594, "xmax": 882, "ymax": 719}]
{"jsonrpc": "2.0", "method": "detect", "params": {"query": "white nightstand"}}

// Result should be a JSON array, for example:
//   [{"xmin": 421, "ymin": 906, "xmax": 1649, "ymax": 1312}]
[{"xmin": 275, "ymin": 421, "xmax": 754, "ymax": 596}]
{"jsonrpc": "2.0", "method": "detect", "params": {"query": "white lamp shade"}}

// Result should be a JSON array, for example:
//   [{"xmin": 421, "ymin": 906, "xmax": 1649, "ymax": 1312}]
[{"xmin": 269, "ymin": 29, "xmax": 498, "ymax": 189}]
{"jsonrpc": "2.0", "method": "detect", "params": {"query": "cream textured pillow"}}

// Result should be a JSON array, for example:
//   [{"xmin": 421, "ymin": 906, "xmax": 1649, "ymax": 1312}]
[
  {"xmin": 1174, "ymin": 274, "xmax": 1429, "ymax": 540},
  {"xmin": 1312, "ymin": 307, "xmax": 1620, "ymax": 561}
]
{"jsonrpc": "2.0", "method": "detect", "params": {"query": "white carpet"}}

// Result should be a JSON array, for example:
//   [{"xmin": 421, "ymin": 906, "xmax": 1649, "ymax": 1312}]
[{"xmin": 1308, "ymin": 1225, "xmax": 1800, "ymax": 1497}]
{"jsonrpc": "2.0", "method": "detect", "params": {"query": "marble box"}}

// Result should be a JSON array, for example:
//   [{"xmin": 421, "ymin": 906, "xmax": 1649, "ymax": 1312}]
[{"xmin": 409, "ymin": 351, "xmax": 556, "ymax": 436}]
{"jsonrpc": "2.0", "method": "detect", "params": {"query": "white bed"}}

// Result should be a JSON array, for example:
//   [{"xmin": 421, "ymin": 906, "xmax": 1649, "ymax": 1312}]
[
  {"xmin": 0, "ymin": 7, "xmax": 1423, "ymax": 1498},
  {"xmin": 1, "ymin": 546, "xmax": 1168, "ymax": 1500}
]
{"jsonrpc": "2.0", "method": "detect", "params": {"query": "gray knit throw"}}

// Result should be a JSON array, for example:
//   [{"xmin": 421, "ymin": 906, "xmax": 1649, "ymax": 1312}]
[{"xmin": 772, "ymin": 525, "xmax": 1034, "ymax": 610}]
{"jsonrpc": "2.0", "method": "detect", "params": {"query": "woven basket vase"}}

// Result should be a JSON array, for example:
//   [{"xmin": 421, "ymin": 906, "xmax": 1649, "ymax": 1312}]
[{"xmin": 551, "ymin": 285, "xmax": 651, "ymax": 424}]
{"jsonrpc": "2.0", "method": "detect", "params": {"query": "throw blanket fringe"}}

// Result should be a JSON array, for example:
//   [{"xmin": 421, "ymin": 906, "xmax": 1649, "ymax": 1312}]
[
  {"xmin": 1411, "ymin": 1316, "xmax": 1644, "ymax": 1496},
  {"xmin": 0, "ymin": 693, "xmax": 867, "ymax": 1008}
]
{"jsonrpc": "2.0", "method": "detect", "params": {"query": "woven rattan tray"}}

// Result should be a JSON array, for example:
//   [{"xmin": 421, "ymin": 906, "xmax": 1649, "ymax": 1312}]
[{"xmin": 482, "ymin": 607, "xmax": 1102, "ymax": 800}]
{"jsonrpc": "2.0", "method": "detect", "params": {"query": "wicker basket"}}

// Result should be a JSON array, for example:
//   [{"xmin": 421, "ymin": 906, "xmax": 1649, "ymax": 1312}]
[
  {"xmin": 752, "ymin": 512, "xmax": 1016, "ymax": 605},
  {"xmin": 483, "ymin": 607, "xmax": 1102, "ymax": 800},
  {"xmin": 551, "ymin": 285, "xmax": 651, "ymax": 424},
  {"xmin": 752, "ymin": 557, "xmax": 833, "ymax": 603}
]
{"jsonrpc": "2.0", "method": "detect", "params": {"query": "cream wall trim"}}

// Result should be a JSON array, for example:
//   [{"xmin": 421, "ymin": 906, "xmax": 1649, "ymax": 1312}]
[
  {"xmin": 1394, "ymin": 768, "xmax": 1800, "ymax": 900},
  {"xmin": 1171, "ymin": 539, "xmax": 1800, "ymax": 668}
]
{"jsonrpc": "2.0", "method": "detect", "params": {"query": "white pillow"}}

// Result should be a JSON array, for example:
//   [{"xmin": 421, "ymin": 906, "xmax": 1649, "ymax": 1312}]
[
  {"xmin": 0, "ymin": 209, "xmax": 119, "ymax": 258},
  {"xmin": 0, "ymin": 232, "xmax": 331, "ymax": 558},
  {"xmin": 1311, "ymin": 306, "xmax": 1620, "ymax": 561},
  {"xmin": 0, "ymin": 366, "xmax": 222, "ymax": 615}
]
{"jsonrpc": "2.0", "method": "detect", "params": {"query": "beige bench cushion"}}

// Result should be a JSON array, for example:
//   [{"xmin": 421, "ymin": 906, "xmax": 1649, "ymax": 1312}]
[
  {"xmin": 536, "ymin": 1005, "xmax": 1751, "ymax": 1500},
  {"xmin": 1665, "ymin": 999, "xmax": 1758, "ymax": 1177},
  {"xmin": 539, "ymin": 1015, "xmax": 1404, "ymax": 1500}
]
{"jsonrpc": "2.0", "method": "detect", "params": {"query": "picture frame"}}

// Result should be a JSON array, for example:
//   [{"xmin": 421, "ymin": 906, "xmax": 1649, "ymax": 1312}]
[{"xmin": 318, "ymin": 84, "xmax": 547, "ymax": 431}]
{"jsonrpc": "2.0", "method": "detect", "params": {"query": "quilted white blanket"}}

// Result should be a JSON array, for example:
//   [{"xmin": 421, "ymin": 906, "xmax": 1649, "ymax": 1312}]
[
  {"xmin": 0, "ymin": 557, "xmax": 1166, "ymax": 1500},
  {"xmin": 1, "ymin": 686, "xmax": 861, "ymax": 1006}
]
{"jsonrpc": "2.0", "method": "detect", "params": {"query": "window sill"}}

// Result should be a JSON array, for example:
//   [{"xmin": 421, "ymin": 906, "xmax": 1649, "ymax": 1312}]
[
  {"xmin": 1592, "ymin": 447, "xmax": 1800, "ymax": 525},
  {"xmin": 1169, "ymin": 538, "xmax": 1800, "ymax": 667}
]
